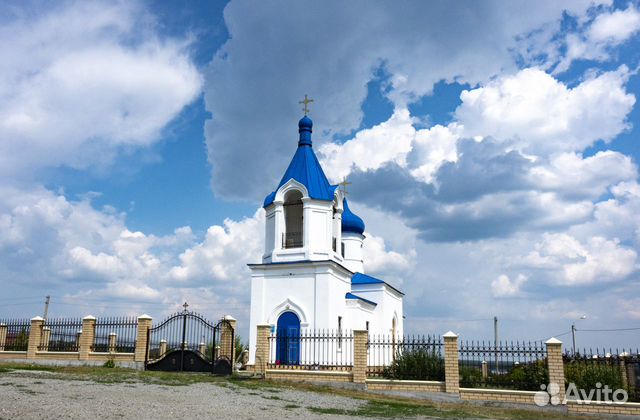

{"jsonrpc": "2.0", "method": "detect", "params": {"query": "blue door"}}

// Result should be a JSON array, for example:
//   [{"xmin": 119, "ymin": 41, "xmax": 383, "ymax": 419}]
[{"xmin": 276, "ymin": 311, "xmax": 300, "ymax": 365}]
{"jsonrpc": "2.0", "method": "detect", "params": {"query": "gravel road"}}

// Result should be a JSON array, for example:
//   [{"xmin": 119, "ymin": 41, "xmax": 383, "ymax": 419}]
[{"xmin": 0, "ymin": 370, "xmax": 376, "ymax": 420}]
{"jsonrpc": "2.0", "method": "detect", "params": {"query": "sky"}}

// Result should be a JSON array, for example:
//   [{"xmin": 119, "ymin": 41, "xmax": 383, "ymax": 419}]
[{"xmin": 1, "ymin": 0, "xmax": 639, "ymax": 350}]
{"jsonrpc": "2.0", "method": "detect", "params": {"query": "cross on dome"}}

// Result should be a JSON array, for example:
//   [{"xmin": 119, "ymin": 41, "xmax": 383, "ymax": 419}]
[
  {"xmin": 299, "ymin": 94, "xmax": 314, "ymax": 116},
  {"xmin": 339, "ymin": 176, "xmax": 352, "ymax": 196}
]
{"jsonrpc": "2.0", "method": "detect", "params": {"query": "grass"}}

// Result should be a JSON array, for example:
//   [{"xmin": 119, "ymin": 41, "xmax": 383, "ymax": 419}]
[{"xmin": 0, "ymin": 362, "xmax": 589, "ymax": 419}]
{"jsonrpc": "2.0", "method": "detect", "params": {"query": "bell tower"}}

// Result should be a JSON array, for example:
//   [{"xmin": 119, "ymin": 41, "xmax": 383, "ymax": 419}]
[{"xmin": 262, "ymin": 114, "xmax": 345, "ymax": 264}]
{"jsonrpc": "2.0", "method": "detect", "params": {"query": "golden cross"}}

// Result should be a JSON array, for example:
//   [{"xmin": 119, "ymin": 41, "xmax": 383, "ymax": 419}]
[
  {"xmin": 339, "ymin": 176, "xmax": 352, "ymax": 195},
  {"xmin": 299, "ymin": 94, "xmax": 314, "ymax": 116}
]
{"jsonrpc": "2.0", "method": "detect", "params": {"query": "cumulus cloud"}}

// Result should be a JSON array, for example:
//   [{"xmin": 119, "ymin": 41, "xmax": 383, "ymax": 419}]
[
  {"xmin": 204, "ymin": 0, "xmax": 605, "ymax": 199},
  {"xmin": 554, "ymin": 5, "xmax": 640, "ymax": 73},
  {"xmin": 491, "ymin": 274, "xmax": 527, "ymax": 297},
  {"xmin": 455, "ymin": 67, "xmax": 635, "ymax": 155},
  {"xmin": 0, "ymin": 1, "xmax": 202, "ymax": 180},
  {"xmin": 522, "ymin": 233, "xmax": 637, "ymax": 285}
]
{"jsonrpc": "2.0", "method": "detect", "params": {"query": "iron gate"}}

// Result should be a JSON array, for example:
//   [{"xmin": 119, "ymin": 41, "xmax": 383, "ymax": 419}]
[{"xmin": 145, "ymin": 308, "xmax": 234, "ymax": 374}]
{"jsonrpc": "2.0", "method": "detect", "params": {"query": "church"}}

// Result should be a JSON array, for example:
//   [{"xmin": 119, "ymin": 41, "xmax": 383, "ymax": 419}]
[{"xmin": 247, "ymin": 107, "xmax": 404, "ymax": 366}]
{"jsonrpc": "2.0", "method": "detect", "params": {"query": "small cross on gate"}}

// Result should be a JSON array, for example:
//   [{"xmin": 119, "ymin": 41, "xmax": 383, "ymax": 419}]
[
  {"xmin": 339, "ymin": 176, "xmax": 352, "ymax": 196},
  {"xmin": 299, "ymin": 94, "xmax": 314, "ymax": 116},
  {"xmin": 182, "ymin": 301, "xmax": 189, "ymax": 312}
]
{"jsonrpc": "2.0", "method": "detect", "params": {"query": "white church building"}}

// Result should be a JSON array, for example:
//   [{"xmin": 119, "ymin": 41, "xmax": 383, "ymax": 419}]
[{"xmin": 248, "ymin": 112, "xmax": 404, "ymax": 366}]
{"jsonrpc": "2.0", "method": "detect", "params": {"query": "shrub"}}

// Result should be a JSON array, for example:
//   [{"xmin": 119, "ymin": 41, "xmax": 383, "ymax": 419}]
[
  {"xmin": 460, "ymin": 360, "xmax": 548, "ymax": 391},
  {"xmin": 565, "ymin": 361, "xmax": 623, "ymax": 392},
  {"xmin": 459, "ymin": 365, "xmax": 483, "ymax": 386},
  {"xmin": 383, "ymin": 347, "xmax": 445, "ymax": 381},
  {"xmin": 103, "ymin": 358, "xmax": 116, "ymax": 368}
]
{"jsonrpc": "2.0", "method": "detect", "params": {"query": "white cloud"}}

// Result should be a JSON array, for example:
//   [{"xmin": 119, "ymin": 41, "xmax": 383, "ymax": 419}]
[
  {"xmin": 0, "ymin": 1, "xmax": 202, "ymax": 180},
  {"xmin": 363, "ymin": 233, "xmax": 415, "ymax": 284},
  {"xmin": 588, "ymin": 5, "xmax": 640, "ymax": 43},
  {"xmin": 168, "ymin": 210, "xmax": 264, "ymax": 288},
  {"xmin": 554, "ymin": 5, "xmax": 640, "ymax": 73},
  {"xmin": 204, "ymin": 0, "xmax": 606, "ymax": 199},
  {"xmin": 491, "ymin": 274, "xmax": 527, "ymax": 297},
  {"xmin": 522, "ymin": 233, "xmax": 637, "ymax": 285},
  {"xmin": 455, "ymin": 67, "xmax": 635, "ymax": 155},
  {"xmin": 529, "ymin": 151, "xmax": 636, "ymax": 198},
  {"xmin": 319, "ymin": 109, "xmax": 415, "ymax": 183}
]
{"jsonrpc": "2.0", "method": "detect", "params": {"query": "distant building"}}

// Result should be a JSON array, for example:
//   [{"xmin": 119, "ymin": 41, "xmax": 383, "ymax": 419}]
[{"xmin": 248, "ymin": 113, "xmax": 404, "ymax": 365}]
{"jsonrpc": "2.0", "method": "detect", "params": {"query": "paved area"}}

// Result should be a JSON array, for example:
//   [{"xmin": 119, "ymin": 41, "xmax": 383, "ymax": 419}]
[
  {"xmin": 0, "ymin": 369, "xmax": 592, "ymax": 420},
  {"xmin": 0, "ymin": 370, "xmax": 368, "ymax": 420}
]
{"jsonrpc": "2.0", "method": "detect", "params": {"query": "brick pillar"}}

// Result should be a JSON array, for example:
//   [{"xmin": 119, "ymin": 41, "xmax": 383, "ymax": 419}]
[
  {"xmin": 79, "ymin": 315, "xmax": 96, "ymax": 360},
  {"xmin": 546, "ymin": 337, "xmax": 565, "ymax": 403},
  {"xmin": 443, "ymin": 331, "xmax": 459, "ymax": 394},
  {"xmin": 255, "ymin": 324, "xmax": 271, "ymax": 375},
  {"xmin": 220, "ymin": 315, "xmax": 237, "ymax": 362},
  {"xmin": 0, "ymin": 323, "xmax": 7, "ymax": 351},
  {"xmin": 42, "ymin": 327, "xmax": 51, "ymax": 351},
  {"xmin": 481, "ymin": 360, "xmax": 488, "ymax": 380},
  {"xmin": 27, "ymin": 316, "xmax": 44, "ymax": 358},
  {"xmin": 134, "ymin": 314, "xmax": 152, "ymax": 362},
  {"xmin": 159, "ymin": 339, "xmax": 167, "ymax": 357},
  {"xmin": 353, "ymin": 330, "xmax": 368, "ymax": 384},
  {"xmin": 108, "ymin": 333, "xmax": 117, "ymax": 353}
]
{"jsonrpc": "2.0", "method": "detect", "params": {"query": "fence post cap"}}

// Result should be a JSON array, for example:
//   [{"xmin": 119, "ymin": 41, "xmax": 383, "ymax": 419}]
[
  {"xmin": 43, "ymin": 327, "xmax": 50, "ymax": 331},
  {"xmin": 137, "ymin": 314, "xmax": 152, "ymax": 320},
  {"xmin": 160, "ymin": 339, "xmax": 167, "ymax": 343},
  {"xmin": 443, "ymin": 331, "xmax": 458, "ymax": 338},
  {"xmin": 0, "ymin": 323, "xmax": 6, "ymax": 326},
  {"xmin": 545, "ymin": 337, "xmax": 562, "ymax": 345},
  {"xmin": 31, "ymin": 316, "xmax": 44, "ymax": 321},
  {"xmin": 109, "ymin": 332, "xmax": 117, "ymax": 336},
  {"xmin": 223, "ymin": 315, "xmax": 236, "ymax": 321},
  {"xmin": 83, "ymin": 315, "xmax": 96, "ymax": 320}
]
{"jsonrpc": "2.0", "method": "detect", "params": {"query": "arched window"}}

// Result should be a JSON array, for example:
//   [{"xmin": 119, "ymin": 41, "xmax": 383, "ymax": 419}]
[{"xmin": 283, "ymin": 190, "xmax": 303, "ymax": 248}]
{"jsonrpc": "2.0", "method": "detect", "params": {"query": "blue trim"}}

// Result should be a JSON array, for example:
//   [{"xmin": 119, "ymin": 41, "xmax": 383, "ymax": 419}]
[
  {"xmin": 345, "ymin": 292, "xmax": 377, "ymax": 306},
  {"xmin": 351, "ymin": 272, "xmax": 405, "ymax": 296},
  {"xmin": 351, "ymin": 272, "xmax": 384, "ymax": 284}
]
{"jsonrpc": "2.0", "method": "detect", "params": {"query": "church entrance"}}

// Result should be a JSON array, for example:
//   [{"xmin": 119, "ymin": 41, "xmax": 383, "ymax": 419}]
[{"xmin": 276, "ymin": 311, "xmax": 300, "ymax": 365}]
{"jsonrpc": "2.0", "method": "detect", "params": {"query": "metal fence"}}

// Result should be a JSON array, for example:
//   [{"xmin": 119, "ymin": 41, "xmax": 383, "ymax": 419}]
[
  {"xmin": 268, "ymin": 329, "xmax": 353, "ymax": 371},
  {"xmin": 93, "ymin": 317, "xmax": 138, "ymax": 353},
  {"xmin": 367, "ymin": 334, "xmax": 444, "ymax": 380},
  {"xmin": 565, "ymin": 348, "xmax": 640, "ymax": 402},
  {"xmin": 458, "ymin": 340, "xmax": 547, "ymax": 390},
  {"xmin": 40, "ymin": 318, "xmax": 83, "ymax": 352},
  {"xmin": 0, "ymin": 318, "xmax": 31, "ymax": 351}
]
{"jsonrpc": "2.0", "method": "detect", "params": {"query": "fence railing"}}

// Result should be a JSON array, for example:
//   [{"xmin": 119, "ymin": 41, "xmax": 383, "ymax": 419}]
[
  {"xmin": 40, "ymin": 318, "xmax": 83, "ymax": 352},
  {"xmin": 458, "ymin": 340, "xmax": 547, "ymax": 390},
  {"xmin": 268, "ymin": 329, "xmax": 353, "ymax": 371},
  {"xmin": 92, "ymin": 317, "xmax": 138, "ymax": 353},
  {"xmin": 367, "ymin": 334, "xmax": 444, "ymax": 380},
  {"xmin": 0, "ymin": 318, "xmax": 31, "ymax": 351},
  {"xmin": 564, "ymin": 348, "xmax": 640, "ymax": 402}
]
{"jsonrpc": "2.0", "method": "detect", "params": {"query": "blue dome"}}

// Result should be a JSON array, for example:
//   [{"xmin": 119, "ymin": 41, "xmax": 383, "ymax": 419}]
[
  {"xmin": 342, "ymin": 199, "xmax": 365, "ymax": 234},
  {"xmin": 298, "ymin": 115, "xmax": 313, "ymax": 130},
  {"xmin": 298, "ymin": 116, "xmax": 313, "ymax": 146}
]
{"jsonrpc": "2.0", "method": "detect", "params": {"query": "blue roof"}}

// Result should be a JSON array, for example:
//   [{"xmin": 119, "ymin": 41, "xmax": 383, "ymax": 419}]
[
  {"xmin": 345, "ymin": 292, "xmax": 377, "ymax": 306},
  {"xmin": 264, "ymin": 116, "xmax": 337, "ymax": 207},
  {"xmin": 341, "ymin": 199, "xmax": 365, "ymax": 234},
  {"xmin": 351, "ymin": 272, "xmax": 384, "ymax": 285},
  {"xmin": 351, "ymin": 272, "xmax": 404, "ymax": 295}
]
